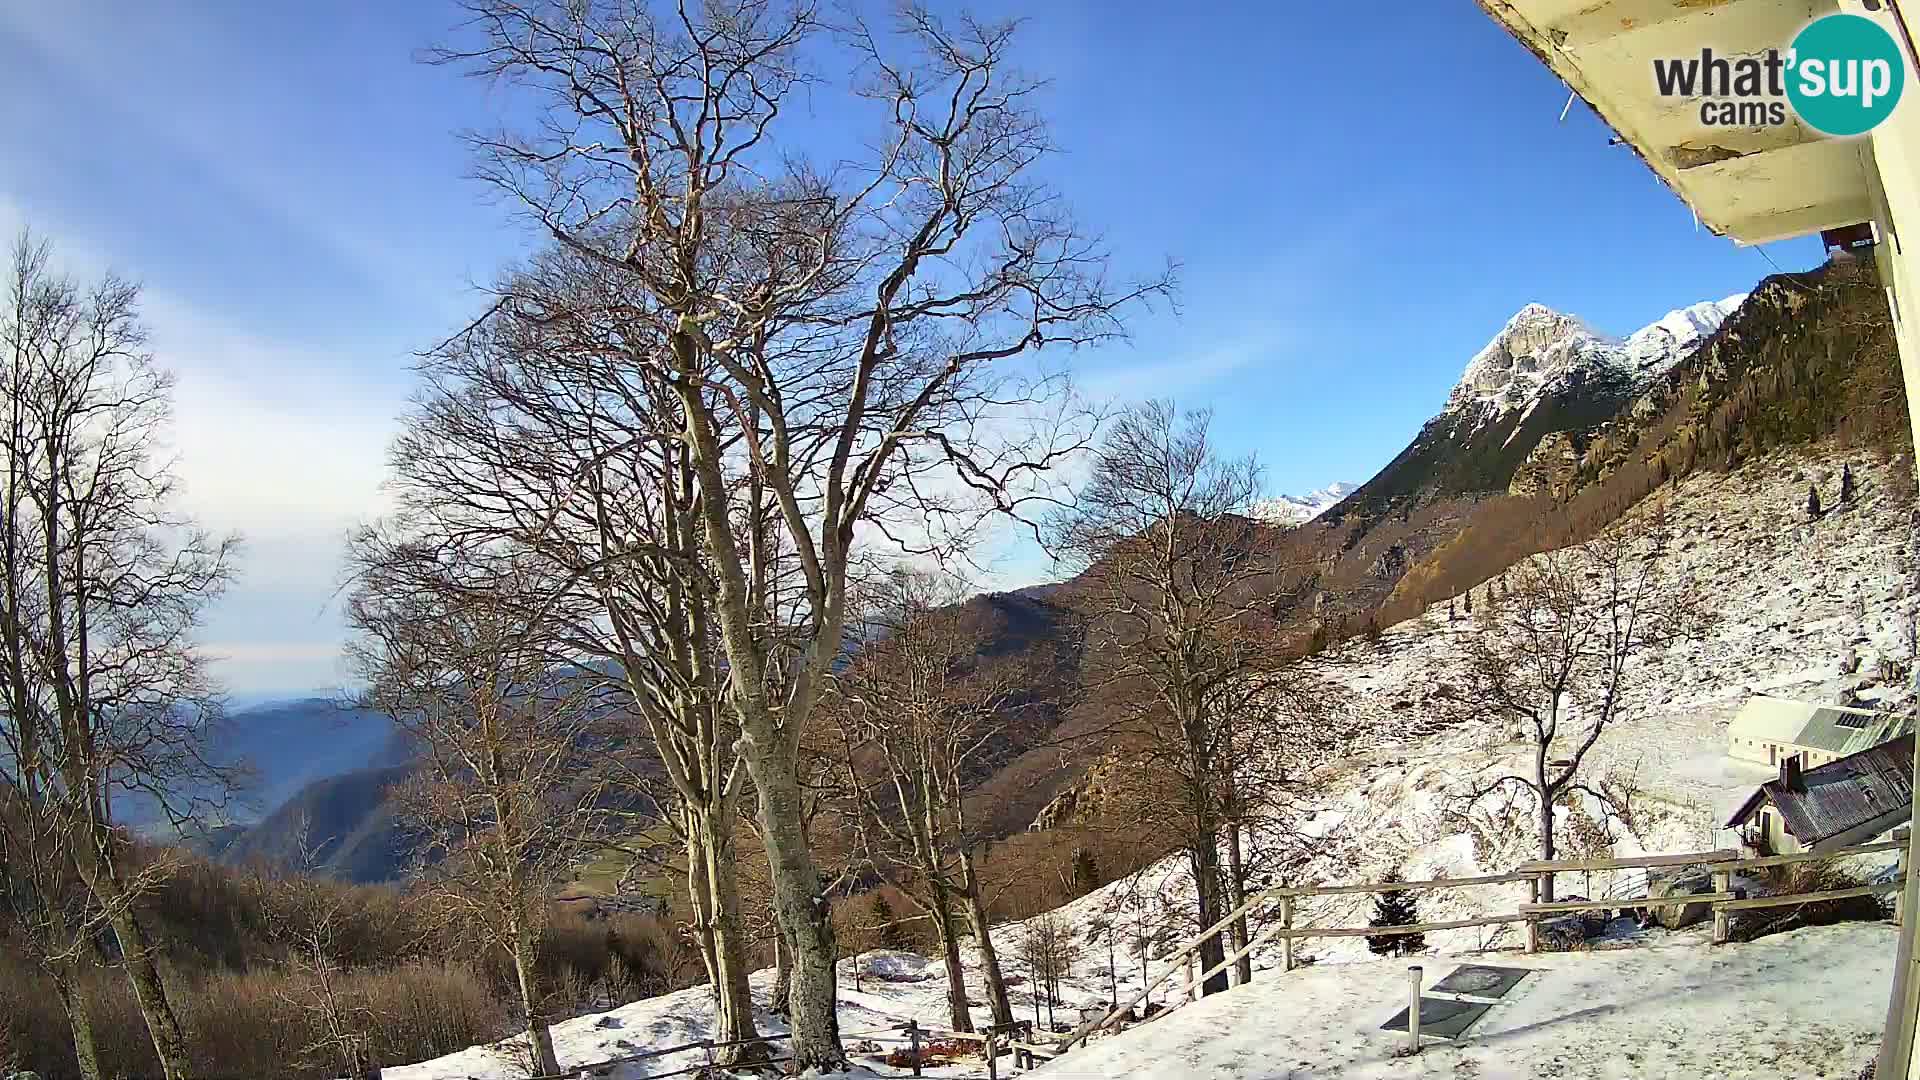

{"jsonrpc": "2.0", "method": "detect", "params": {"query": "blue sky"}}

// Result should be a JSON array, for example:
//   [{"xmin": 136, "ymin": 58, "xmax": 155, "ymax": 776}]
[{"xmin": 0, "ymin": 2, "xmax": 1822, "ymax": 694}]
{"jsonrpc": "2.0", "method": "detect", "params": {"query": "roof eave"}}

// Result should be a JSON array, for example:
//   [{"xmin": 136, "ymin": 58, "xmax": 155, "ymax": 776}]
[{"xmin": 1476, "ymin": 0, "xmax": 1874, "ymax": 246}]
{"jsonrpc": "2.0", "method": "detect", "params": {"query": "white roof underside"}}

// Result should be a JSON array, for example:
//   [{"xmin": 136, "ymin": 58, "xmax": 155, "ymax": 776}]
[{"xmin": 1480, "ymin": 0, "xmax": 1874, "ymax": 244}]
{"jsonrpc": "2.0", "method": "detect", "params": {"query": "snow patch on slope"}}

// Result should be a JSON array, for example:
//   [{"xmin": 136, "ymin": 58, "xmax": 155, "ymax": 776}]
[{"xmin": 1250, "ymin": 481, "xmax": 1359, "ymax": 525}]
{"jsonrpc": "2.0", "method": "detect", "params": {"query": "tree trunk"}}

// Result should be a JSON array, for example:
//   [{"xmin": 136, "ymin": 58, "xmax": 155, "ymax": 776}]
[
  {"xmin": 52, "ymin": 957, "xmax": 104, "ymax": 1080},
  {"xmin": 1224, "ymin": 821, "xmax": 1252, "ymax": 987},
  {"xmin": 1106, "ymin": 935, "xmax": 1118, "ymax": 1006},
  {"xmin": 1536, "ymin": 751, "xmax": 1558, "ymax": 904},
  {"xmin": 1537, "ymin": 796, "xmax": 1558, "ymax": 903},
  {"xmin": 1187, "ymin": 836, "xmax": 1230, "ymax": 997},
  {"xmin": 1182, "ymin": 705, "xmax": 1229, "ymax": 997},
  {"xmin": 510, "ymin": 918, "xmax": 560, "ymax": 1077},
  {"xmin": 692, "ymin": 804, "xmax": 766, "ymax": 1066},
  {"xmin": 929, "ymin": 888, "xmax": 973, "ymax": 1032},
  {"xmin": 746, "ymin": 747, "xmax": 842, "ymax": 1071},
  {"xmin": 670, "ymin": 356, "xmax": 841, "ymax": 1070},
  {"xmin": 908, "ymin": 799, "xmax": 972, "ymax": 1032},
  {"xmin": 685, "ymin": 816, "xmax": 721, "ymax": 992},
  {"xmin": 106, "ymin": 905, "xmax": 193, "ymax": 1080},
  {"xmin": 957, "ymin": 847, "xmax": 1013, "ymax": 1026},
  {"xmin": 78, "ymin": 846, "xmax": 192, "ymax": 1080}
]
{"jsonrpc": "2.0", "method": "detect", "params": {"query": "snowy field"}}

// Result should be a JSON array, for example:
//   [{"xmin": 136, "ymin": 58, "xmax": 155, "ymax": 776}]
[
  {"xmin": 387, "ymin": 446, "xmax": 1913, "ymax": 1079},
  {"xmin": 1045, "ymin": 922, "xmax": 1893, "ymax": 1080}
]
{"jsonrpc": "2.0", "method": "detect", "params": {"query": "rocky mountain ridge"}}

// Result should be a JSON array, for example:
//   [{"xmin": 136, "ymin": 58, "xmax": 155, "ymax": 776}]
[{"xmin": 1447, "ymin": 295, "xmax": 1745, "ymax": 425}]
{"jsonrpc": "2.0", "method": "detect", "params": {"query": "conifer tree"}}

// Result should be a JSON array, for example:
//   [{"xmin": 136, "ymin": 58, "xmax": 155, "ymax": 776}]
[
  {"xmin": 1841, "ymin": 464, "xmax": 1856, "ymax": 505},
  {"xmin": 1808, "ymin": 483, "xmax": 1824, "ymax": 520},
  {"xmin": 1464, "ymin": 589, "xmax": 1473, "ymax": 616},
  {"xmin": 1071, "ymin": 848, "xmax": 1100, "ymax": 897},
  {"xmin": 871, "ymin": 893, "xmax": 910, "ymax": 952},
  {"xmin": 1366, "ymin": 871, "xmax": 1425, "ymax": 956}
]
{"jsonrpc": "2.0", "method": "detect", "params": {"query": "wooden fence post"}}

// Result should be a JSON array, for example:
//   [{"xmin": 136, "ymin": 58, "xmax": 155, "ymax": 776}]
[
  {"xmin": 908, "ymin": 1020, "xmax": 922, "ymax": 1077},
  {"xmin": 1407, "ymin": 965, "xmax": 1423, "ymax": 1055},
  {"xmin": 986, "ymin": 1031, "xmax": 999, "ymax": 1080},
  {"xmin": 1524, "ymin": 876, "xmax": 1540, "ymax": 954},
  {"xmin": 1281, "ymin": 894, "xmax": 1295, "ymax": 972},
  {"xmin": 1711, "ymin": 869, "xmax": 1732, "ymax": 945}
]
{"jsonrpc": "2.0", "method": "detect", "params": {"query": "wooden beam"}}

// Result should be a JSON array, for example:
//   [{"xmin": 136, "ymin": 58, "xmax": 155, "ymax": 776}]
[
  {"xmin": 1522, "ymin": 893, "xmax": 1736, "ymax": 914},
  {"xmin": 1272, "ymin": 871, "xmax": 1535, "ymax": 898},
  {"xmin": 1718, "ymin": 883, "xmax": 1904, "ymax": 912},
  {"xmin": 1283, "ymin": 915, "xmax": 1532, "ymax": 939},
  {"xmin": 1516, "ymin": 850, "xmax": 1737, "ymax": 873}
]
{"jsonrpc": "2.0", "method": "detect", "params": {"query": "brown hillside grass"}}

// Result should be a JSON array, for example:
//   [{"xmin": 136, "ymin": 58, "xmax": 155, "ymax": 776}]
[{"xmin": 1, "ymin": 849, "xmax": 704, "ymax": 1080}]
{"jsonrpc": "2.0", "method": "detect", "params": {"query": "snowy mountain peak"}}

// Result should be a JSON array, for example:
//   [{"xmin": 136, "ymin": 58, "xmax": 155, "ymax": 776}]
[
  {"xmin": 1251, "ymin": 482, "xmax": 1359, "ymax": 525},
  {"xmin": 1619, "ymin": 294, "xmax": 1747, "ymax": 379},
  {"xmin": 1446, "ymin": 294, "xmax": 1746, "ymax": 423}
]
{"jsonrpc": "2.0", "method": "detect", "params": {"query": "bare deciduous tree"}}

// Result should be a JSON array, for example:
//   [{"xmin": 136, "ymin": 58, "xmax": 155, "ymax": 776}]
[
  {"xmin": 0, "ymin": 231, "xmax": 239, "ymax": 1080},
  {"xmin": 347, "ymin": 547, "xmax": 614, "ymax": 1077},
  {"xmin": 382, "ymin": 241, "xmax": 775, "ymax": 1063},
  {"xmin": 0, "ymin": 781, "xmax": 103, "ymax": 1079},
  {"xmin": 1014, "ymin": 911, "xmax": 1080, "ymax": 1031},
  {"xmin": 1457, "ymin": 519, "xmax": 1710, "ymax": 901},
  {"xmin": 428, "ymin": 2, "xmax": 1168, "ymax": 1065},
  {"xmin": 1049, "ymin": 400, "xmax": 1324, "ymax": 997},
  {"xmin": 829, "ymin": 569, "xmax": 1033, "ymax": 1030}
]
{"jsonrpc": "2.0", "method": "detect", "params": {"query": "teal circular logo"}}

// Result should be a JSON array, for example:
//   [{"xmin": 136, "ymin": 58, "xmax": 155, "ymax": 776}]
[{"xmin": 1787, "ymin": 14, "xmax": 1905, "ymax": 136}]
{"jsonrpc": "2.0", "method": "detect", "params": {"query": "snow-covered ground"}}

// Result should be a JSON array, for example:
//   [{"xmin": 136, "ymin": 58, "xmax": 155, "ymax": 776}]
[
  {"xmin": 386, "ymin": 445, "xmax": 1912, "ymax": 1079},
  {"xmin": 1044, "ymin": 922, "xmax": 1892, "ymax": 1079},
  {"xmin": 381, "ymin": 958, "xmax": 943, "ymax": 1079}
]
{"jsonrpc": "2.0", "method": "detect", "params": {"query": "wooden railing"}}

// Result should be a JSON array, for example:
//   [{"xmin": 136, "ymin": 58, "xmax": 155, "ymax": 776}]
[{"xmin": 1057, "ymin": 832, "xmax": 1910, "ymax": 1053}]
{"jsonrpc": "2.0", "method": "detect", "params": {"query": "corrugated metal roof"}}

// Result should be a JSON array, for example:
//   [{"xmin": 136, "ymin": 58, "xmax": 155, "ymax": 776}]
[
  {"xmin": 1797, "ymin": 707, "xmax": 1869, "ymax": 754},
  {"xmin": 1841, "ymin": 712, "xmax": 1917, "ymax": 757},
  {"xmin": 1727, "ymin": 734, "xmax": 1915, "ymax": 848}
]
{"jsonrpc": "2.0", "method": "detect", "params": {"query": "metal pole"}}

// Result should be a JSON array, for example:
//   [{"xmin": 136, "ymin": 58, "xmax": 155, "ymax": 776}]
[{"xmin": 1407, "ymin": 965, "xmax": 1423, "ymax": 1055}]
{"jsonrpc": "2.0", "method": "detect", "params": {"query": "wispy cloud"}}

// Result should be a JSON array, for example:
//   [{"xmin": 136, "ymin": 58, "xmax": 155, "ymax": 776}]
[
  {"xmin": 0, "ymin": 195, "xmax": 394, "ymax": 693},
  {"xmin": 1079, "ymin": 326, "xmax": 1298, "ymax": 404},
  {"xmin": 0, "ymin": 4, "xmax": 471, "ymax": 321}
]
